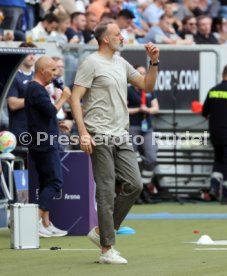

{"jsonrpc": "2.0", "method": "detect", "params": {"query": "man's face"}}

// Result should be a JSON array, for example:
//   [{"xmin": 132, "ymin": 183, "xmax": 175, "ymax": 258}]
[
  {"xmin": 74, "ymin": 15, "xmax": 87, "ymax": 31},
  {"xmin": 86, "ymin": 14, "xmax": 98, "ymax": 31},
  {"xmin": 55, "ymin": 59, "xmax": 64, "ymax": 78},
  {"xmin": 42, "ymin": 60, "xmax": 58, "ymax": 85},
  {"xmin": 109, "ymin": 0, "xmax": 124, "ymax": 13},
  {"xmin": 137, "ymin": 66, "xmax": 146, "ymax": 76},
  {"xmin": 44, "ymin": 21, "xmax": 59, "ymax": 34},
  {"xmin": 117, "ymin": 17, "xmax": 132, "ymax": 30},
  {"xmin": 59, "ymin": 18, "xmax": 70, "ymax": 33},
  {"xmin": 197, "ymin": 17, "xmax": 212, "ymax": 36},
  {"xmin": 106, "ymin": 24, "xmax": 124, "ymax": 51},
  {"xmin": 160, "ymin": 17, "xmax": 173, "ymax": 32},
  {"xmin": 23, "ymin": 54, "xmax": 36, "ymax": 68},
  {"xmin": 184, "ymin": 18, "xmax": 197, "ymax": 34}
]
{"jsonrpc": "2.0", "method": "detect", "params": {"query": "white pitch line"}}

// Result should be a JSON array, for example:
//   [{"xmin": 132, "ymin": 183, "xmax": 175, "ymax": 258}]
[
  {"xmin": 194, "ymin": 248, "xmax": 227, "ymax": 251},
  {"xmin": 38, "ymin": 248, "xmax": 99, "ymax": 251},
  {"xmin": 182, "ymin": 241, "xmax": 227, "ymax": 245}
]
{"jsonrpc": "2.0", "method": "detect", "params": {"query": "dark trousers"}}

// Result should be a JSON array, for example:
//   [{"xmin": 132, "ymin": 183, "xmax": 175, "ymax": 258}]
[
  {"xmin": 30, "ymin": 149, "xmax": 63, "ymax": 211},
  {"xmin": 213, "ymin": 145, "xmax": 227, "ymax": 180}
]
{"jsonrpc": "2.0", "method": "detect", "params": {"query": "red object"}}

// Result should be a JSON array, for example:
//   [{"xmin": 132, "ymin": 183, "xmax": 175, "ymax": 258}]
[
  {"xmin": 141, "ymin": 90, "xmax": 146, "ymax": 105},
  {"xmin": 193, "ymin": 230, "xmax": 200, "ymax": 234},
  {"xmin": 191, "ymin": 101, "xmax": 203, "ymax": 113}
]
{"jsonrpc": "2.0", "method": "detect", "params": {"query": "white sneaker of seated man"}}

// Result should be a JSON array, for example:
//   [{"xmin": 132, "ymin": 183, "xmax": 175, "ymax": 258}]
[
  {"xmin": 88, "ymin": 227, "xmax": 127, "ymax": 264},
  {"xmin": 39, "ymin": 219, "xmax": 68, "ymax": 237}
]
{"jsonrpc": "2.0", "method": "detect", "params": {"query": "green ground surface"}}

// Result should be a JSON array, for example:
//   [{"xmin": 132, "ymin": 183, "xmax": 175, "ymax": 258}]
[{"xmin": 1, "ymin": 203, "xmax": 227, "ymax": 276}]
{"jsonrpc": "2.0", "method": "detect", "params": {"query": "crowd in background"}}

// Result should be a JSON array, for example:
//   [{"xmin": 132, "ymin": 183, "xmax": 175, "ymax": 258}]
[
  {"xmin": 0, "ymin": 0, "xmax": 226, "ymax": 46},
  {"xmin": 1, "ymin": 0, "xmax": 227, "ymax": 204}
]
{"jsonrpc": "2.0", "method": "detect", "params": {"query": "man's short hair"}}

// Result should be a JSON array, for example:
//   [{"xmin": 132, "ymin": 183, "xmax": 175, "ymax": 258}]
[
  {"xmin": 70, "ymin": 12, "xmax": 85, "ymax": 23},
  {"xmin": 182, "ymin": 16, "xmax": 196, "ymax": 25},
  {"xmin": 19, "ymin": 42, "xmax": 37, "ymax": 48},
  {"xmin": 42, "ymin": 13, "xmax": 59, "ymax": 23},
  {"xmin": 117, "ymin": 9, "xmax": 135, "ymax": 20},
  {"xmin": 94, "ymin": 23, "xmax": 110, "ymax": 45},
  {"xmin": 196, "ymin": 15, "xmax": 212, "ymax": 24}
]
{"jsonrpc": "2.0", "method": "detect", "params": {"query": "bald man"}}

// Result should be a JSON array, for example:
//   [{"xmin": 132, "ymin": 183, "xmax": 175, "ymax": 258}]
[{"xmin": 25, "ymin": 56, "xmax": 71, "ymax": 238}]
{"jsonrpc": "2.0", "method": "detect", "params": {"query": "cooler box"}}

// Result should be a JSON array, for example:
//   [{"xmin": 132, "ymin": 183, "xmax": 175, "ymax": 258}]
[{"xmin": 10, "ymin": 203, "xmax": 39, "ymax": 249}]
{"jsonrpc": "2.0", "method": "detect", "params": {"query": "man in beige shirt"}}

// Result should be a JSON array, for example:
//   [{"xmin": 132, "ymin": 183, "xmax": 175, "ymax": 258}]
[{"xmin": 71, "ymin": 22, "xmax": 159, "ymax": 264}]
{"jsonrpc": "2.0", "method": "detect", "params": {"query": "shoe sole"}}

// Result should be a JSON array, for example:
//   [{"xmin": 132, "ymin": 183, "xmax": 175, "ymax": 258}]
[
  {"xmin": 51, "ymin": 233, "xmax": 68, "ymax": 237},
  {"xmin": 99, "ymin": 258, "xmax": 127, "ymax": 264},
  {"xmin": 39, "ymin": 233, "xmax": 52, "ymax": 238}
]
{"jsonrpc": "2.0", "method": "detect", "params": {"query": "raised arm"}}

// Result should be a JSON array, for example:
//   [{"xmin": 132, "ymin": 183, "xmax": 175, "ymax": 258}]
[{"xmin": 129, "ymin": 42, "xmax": 160, "ymax": 92}]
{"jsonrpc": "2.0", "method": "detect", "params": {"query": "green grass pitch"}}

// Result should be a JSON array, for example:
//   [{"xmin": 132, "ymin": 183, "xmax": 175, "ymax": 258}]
[{"xmin": 1, "ymin": 203, "xmax": 227, "ymax": 276}]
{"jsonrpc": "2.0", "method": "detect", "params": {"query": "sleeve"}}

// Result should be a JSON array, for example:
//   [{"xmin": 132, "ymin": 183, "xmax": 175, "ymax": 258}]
[
  {"xmin": 74, "ymin": 58, "xmax": 95, "ymax": 88},
  {"xmin": 123, "ymin": 58, "xmax": 140, "ymax": 82},
  {"xmin": 65, "ymin": 28, "xmax": 76, "ymax": 41},
  {"xmin": 32, "ymin": 90, "xmax": 57, "ymax": 118},
  {"xmin": 7, "ymin": 77, "xmax": 19, "ymax": 97}
]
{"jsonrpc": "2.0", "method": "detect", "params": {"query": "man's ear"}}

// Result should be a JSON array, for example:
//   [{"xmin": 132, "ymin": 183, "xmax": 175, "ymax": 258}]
[
  {"xmin": 103, "ymin": 35, "xmax": 109, "ymax": 44},
  {"xmin": 41, "ymin": 68, "xmax": 45, "ymax": 75}
]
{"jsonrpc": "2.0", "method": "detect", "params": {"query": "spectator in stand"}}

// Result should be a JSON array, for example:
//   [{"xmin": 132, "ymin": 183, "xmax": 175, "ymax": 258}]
[
  {"xmin": 65, "ymin": 12, "xmax": 87, "ymax": 44},
  {"xmin": 175, "ymin": 0, "xmax": 204, "ymax": 21},
  {"xmin": 83, "ymin": 12, "xmax": 98, "ymax": 44},
  {"xmin": 50, "ymin": 13, "xmax": 71, "ymax": 45},
  {"xmin": 60, "ymin": 0, "xmax": 85, "ymax": 15},
  {"xmin": 198, "ymin": 0, "xmax": 220, "ymax": 18},
  {"xmin": 7, "ymin": 42, "xmax": 37, "ymax": 145},
  {"xmin": 164, "ymin": 1, "xmax": 182, "ymax": 34},
  {"xmin": 116, "ymin": 9, "xmax": 136, "ymax": 44},
  {"xmin": 128, "ymin": 65, "xmax": 160, "ymax": 204},
  {"xmin": 219, "ymin": 0, "xmax": 227, "ymax": 19},
  {"xmin": 142, "ymin": 0, "xmax": 166, "ymax": 27},
  {"xmin": 179, "ymin": 15, "xmax": 197, "ymax": 39},
  {"xmin": 0, "ymin": 9, "xmax": 25, "ymax": 41},
  {"xmin": 212, "ymin": 16, "xmax": 227, "ymax": 43},
  {"xmin": 87, "ymin": 0, "xmax": 110, "ymax": 22},
  {"xmin": 25, "ymin": 0, "xmax": 40, "ymax": 30},
  {"xmin": 139, "ymin": 14, "xmax": 193, "ymax": 45},
  {"xmin": 194, "ymin": 15, "xmax": 219, "ymax": 44},
  {"xmin": 0, "ymin": 0, "xmax": 25, "ymax": 30},
  {"xmin": 39, "ymin": 0, "xmax": 67, "ymax": 17},
  {"xmin": 64, "ymin": 12, "xmax": 87, "ymax": 86},
  {"xmin": 31, "ymin": 13, "xmax": 59, "ymax": 41},
  {"xmin": 123, "ymin": 0, "xmax": 149, "ymax": 32},
  {"xmin": 109, "ymin": 0, "xmax": 124, "ymax": 18}
]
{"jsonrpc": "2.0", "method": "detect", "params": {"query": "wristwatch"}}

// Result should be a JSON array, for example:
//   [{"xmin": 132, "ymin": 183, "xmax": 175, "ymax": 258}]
[{"xmin": 149, "ymin": 60, "xmax": 160, "ymax": 66}]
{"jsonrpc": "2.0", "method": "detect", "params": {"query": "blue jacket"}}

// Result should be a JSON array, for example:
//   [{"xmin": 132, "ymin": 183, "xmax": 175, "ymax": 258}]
[{"xmin": 0, "ymin": 1, "xmax": 25, "ymax": 8}]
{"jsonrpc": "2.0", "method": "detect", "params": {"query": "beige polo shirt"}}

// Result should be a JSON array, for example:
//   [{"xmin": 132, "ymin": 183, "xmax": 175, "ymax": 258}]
[{"xmin": 74, "ymin": 52, "xmax": 140, "ymax": 136}]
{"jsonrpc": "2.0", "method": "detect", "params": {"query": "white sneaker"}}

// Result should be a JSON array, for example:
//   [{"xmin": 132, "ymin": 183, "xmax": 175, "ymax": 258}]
[
  {"xmin": 99, "ymin": 249, "xmax": 128, "ymax": 264},
  {"xmin": 88, "ymin": 227, "xmax": 120, "ymax": 255},
  {"xmin": 88, "ymin": 227, "xmax": 101, "ymax": 248},
  {"xmin": 46, "ymin": 222, "xmax": 68, "ymax": 237},
  {"xmin": 39, "ymin": 220, "xmax": 52, "ymax": 238}
]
